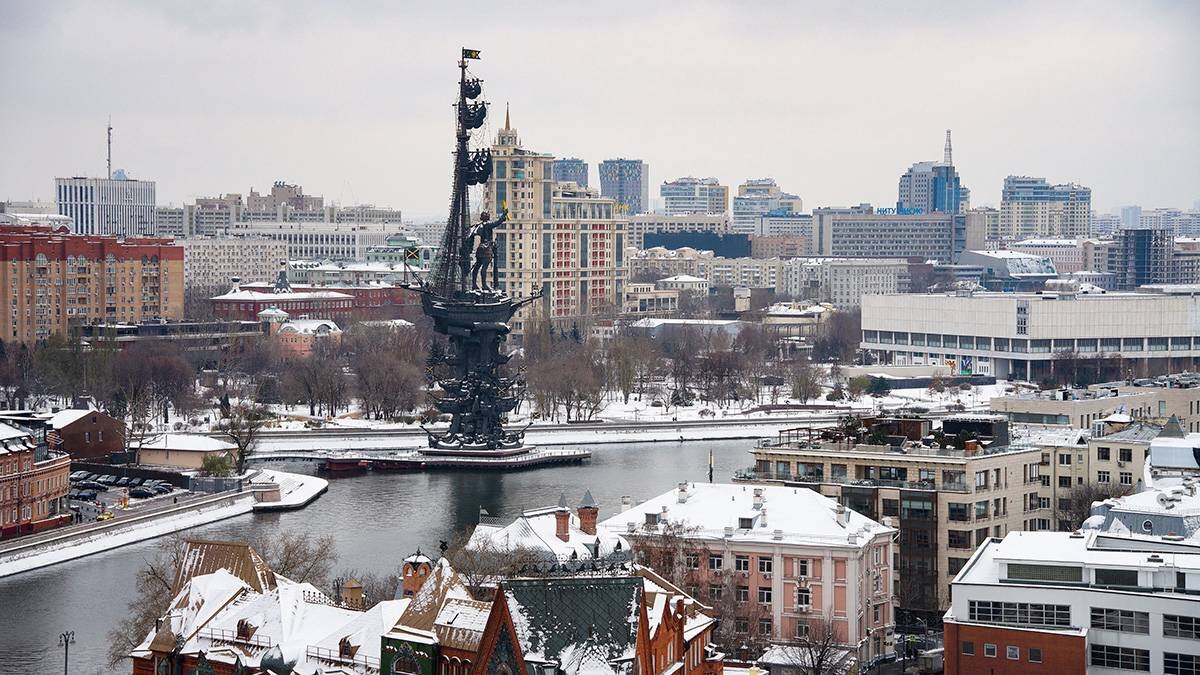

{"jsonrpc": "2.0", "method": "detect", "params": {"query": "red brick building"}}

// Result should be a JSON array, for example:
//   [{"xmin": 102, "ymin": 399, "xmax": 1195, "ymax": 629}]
[
  {"xmin": 209, "ymin": 285, "xmax": 355, "ymax": 322},
  {"xmin": 0, "ymin": 224, "xmax": 184, "ymax": 342},
  {"xmin": 0, "ymin": 423, "xmax": 72, "ymax": 539},
  {"xmin": 47, "ymin": 407, "xmax": 125, "ymax": 462},
  {"xmin": 944, "ymin": 621, "xmax": 1085, "ymax": 675},
  {"xmin": 239, "ymin": 281, "xmax": 420, "ymax": 321}
]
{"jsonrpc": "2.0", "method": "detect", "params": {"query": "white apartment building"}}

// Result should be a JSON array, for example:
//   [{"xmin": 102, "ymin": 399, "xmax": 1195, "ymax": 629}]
[
  {"xmin": 945, "ymin": 530, "xmax": 1200, "ymax": 675},
  {"xmin": 815, "ymin": 211, "xmax": 966, "ymax": 262},
  {"xmin": 861, "ymin": 287, "xmax": 1200, "ymax": 381},
  {"xmin": 732, "ymin": 179, "xmax": 803, "ymax": 235},
  {"xmin": 627, "ymin": 213, "xmax": 729, "ymax": 249},
  {"xmin": 55, "ymin": 176, "xmax": 157, "ymax": 237},
  {"xmin": 781, "ymin": 258, "xmax": 907, "ymax": 307},
  {"xmin": 599, "ymin": 482, "xmax": 897, "ymax": 666},
  {"xmin": 660, "ymin": 177, "xmax": 729, "ymax": 216},
  {"xmin": 228, "ymin": 220, "xmax": 392, "ymax": 260},
  {"xmin": 1006, "ymin": 238, "xmax": 1112, "ymax": 275},
  {"xmin": 759, "ymin": 212, "xmax": 814, "ymax": 238},
  {"xmin": 695, "ymin": 256, "xmax": 785, "ymax": 290},
  {"xmin": 287, "ymin": 259, "xmax": 424, "ymax": 286},
  {"xmin": 177, "ymin": 236, "xmax": 290, "ymax": 290}
]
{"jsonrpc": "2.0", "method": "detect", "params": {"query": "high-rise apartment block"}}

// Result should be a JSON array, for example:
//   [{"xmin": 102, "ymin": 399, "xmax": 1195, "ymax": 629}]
[
  {"xmin": 1139, "ymin": 207, "xmax": 1200, "ymax": 236},
  {"xmin": 176, "ymin": 237, "xmax": 290, "ymax": 291},
  {"xmin": 552, "ymin": 158, "xmax": 588, "ymax": 188},
  {"xmin": 55, "ymin": 176, "xmax": 157, "ymax": 238},
  {"xmin": 732, "ymin": 179, "xmax": 803, "ymax": 235},
  {"xmin": 487, "ymin": 116, "xmax": 627, "ymax": 334},
  {"xmin": 813, "ymin": 208, "xmax": 967, "ymax": 263},
  {"xmin": 897, "ymin": 131, "xmax": 966, "ymax": 215},
  {"xmin": 998, "ymin": 176, "xmax": 1092, "ymax": 239},
  {"xmin": 598, "ymin": 159, "xmax": 649, "ymax": 215},
  {"xmin": 660, "ymin": 177, "xmax": 729, "ymax": 216},
  {"xmin": 0, "ymin": 225, "xmax": 183, "ymax": 341}
]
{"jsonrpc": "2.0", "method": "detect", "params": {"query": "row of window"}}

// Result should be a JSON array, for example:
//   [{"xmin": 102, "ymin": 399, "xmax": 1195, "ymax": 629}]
[
  {"xmin": 961, "ymin": 641, "xmax": 1041, "ymax": 662},
  {"xmin": 967, "ymin": 600, "xmax": 1072, "ymax": 627}
]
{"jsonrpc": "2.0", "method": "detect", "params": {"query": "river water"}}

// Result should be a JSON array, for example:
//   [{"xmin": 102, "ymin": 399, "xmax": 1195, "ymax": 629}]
[{"xmin": 0, "ymin": 438, "xmax": 753, "ymax": 674}]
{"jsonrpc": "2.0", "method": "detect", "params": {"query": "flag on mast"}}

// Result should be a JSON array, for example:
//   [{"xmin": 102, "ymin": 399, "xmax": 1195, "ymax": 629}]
[{"xmin": 462, "ymin": 48, "xmax": 481, "ymax": 60}]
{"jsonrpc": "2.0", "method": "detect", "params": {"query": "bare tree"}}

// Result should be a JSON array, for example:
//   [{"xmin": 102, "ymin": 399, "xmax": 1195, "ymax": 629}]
[
  {"xmin": 788, "ymin": 356, "xmax": 823, "ymax": 403},
  {"xmin": 1057, "ymin": 482, "xmax": 1135, "ymax": 531},
  {"xmin": 217, "ymin": 402, "xmax": 269, "ymax": 475},
  {"xmin": 766, "ymin": 613, "xmax": 845, "ymax": 675},
  {"xmin": 442, "ymin": 528, "xmax": 547, "ymax": 600},
  {"xmin": 106, "ymin": 531, "xmax": 337, "ymax": 669}
]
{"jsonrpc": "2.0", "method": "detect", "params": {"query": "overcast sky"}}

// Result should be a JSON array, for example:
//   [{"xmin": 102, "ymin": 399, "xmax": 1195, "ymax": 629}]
[{"xmin": 2, "ymin": 1, "xmax": 1197, "ymax": 220}]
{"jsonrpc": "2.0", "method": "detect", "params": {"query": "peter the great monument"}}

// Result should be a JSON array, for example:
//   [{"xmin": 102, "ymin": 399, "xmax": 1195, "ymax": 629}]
[{"xmin": 363, "ymin": 49, "xmax": 587, "ymax": 471}]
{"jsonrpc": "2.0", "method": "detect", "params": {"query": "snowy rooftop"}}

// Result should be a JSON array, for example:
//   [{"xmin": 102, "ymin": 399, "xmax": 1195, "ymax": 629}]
[
  {"xmin": 45, "ymin": 407, "xmax": 96, "ymax": 429},
  {"xmin": 0, "ymin": 423, "xmax": 34, "ymax": 454},
  {"xmin": 1151, "ymin": 432, "xmax": 1200, "ymax": 470},
  {"xmin": 276, "ymin": 319, "xmax": 342, "ymax": 336},
  {"xmin": 765, "ymin": 302, "xmax": 828, "ymax": 317},
  {"xmin": 660, "ymin": 274, "xmax": 706, "ymax": 283},
  {"xmin": 211, "ymin": 287, "xmax": 353, "ymax": 302},
  {"xmin": 599, "ymin": 483, "xmax": 894, "ymax": 548},
  {"xmin": 468, "ymin": 500, "xmax": 628, "ymax": 561},
  {"xmin": 629, "ymin": 318, "xmax": 743, "ymax": 328},
  {"xmin": 141, "ymin": 433, "xmax": 237, "ymax": 453},
  {"xmin": 954, "ymin": 530, "xmax": 1200, "ymax": 587}
]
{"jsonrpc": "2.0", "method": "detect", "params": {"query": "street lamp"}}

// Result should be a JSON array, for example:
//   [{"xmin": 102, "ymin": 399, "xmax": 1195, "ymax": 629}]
[{"xmin": 58, "ymin": 631, "xmax": 75, "ymax": 675}]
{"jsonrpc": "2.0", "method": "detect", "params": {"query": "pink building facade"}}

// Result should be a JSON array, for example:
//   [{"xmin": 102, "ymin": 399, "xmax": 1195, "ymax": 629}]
[{"xmin": 599, "ymin": 482, "xmax": 896, "ymax": 667}]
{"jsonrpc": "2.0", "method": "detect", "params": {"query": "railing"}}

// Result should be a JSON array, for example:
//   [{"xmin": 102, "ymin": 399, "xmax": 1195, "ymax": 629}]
[
  {"xmin": 735, "ymin": 468, "xmax": 963, "ymax": 492},
  {"xmin": 200, "ymin": 627, "xmax": 272, "ymax": 649},
  {"xmin": 305, "ymin": 645, "xmax": 380, "ymax": 669}
]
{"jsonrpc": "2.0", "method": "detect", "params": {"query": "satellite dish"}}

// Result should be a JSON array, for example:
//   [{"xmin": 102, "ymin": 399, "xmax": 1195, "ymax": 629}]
[{"xmin": 1157, "ymin": 492, "xmax": 1173, "ymax": 509}]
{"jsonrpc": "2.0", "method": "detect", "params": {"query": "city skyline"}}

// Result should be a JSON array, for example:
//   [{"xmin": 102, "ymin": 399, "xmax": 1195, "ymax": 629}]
[{"xmin": 1, "ymin": 2, "xmax": 1197, "ymax": 219}]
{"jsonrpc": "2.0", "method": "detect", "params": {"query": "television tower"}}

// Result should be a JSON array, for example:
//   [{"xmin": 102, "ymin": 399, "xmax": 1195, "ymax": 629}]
[
  {"xmin": 943, "ymin": 129, "xmax": 953, "ymax": 165},
  {"xmin": 106, "ymin": 117, "xmax": 113, "ymax": 179}
]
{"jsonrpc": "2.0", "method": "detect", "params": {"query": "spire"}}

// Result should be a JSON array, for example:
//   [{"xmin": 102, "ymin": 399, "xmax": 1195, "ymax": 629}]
[
  {"xmin": 943, "ymin": 129, "xmax": 953, "ymax": 165},
  {"xmin": 504, "ymin": 102, "xmax": 511, "ymax": 131}
]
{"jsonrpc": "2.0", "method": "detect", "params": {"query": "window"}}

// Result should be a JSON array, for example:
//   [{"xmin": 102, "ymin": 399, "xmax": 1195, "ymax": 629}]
[
  {"xmin": 974, "ymin": 501, "xmax": 989, "ymax": 519},
  {"xmin": 1165, "ymin": 653, "xmax": 1198, "ymax": 675},
  {"xmin": 795, "ymin": 559, "xmax": 809, "ymax": 577},
  {"xmin": 949, "ymin": 503, "xmax": 970, "ymax": 521},
  {"xmin": 708, "ymin": 584, "xmax": 723, "ymax": 601},
  {"xmin": 968, "ymin": 601, "xmax": 1071, "ymax": 627},
  {"xmin": 1029, "ymin": 648, "xmax": 1042, "ymax": 664},
  {"xmin": 1090, "ymin": 644, "xmax": 1149, "ymax": 672},
  {"xmin": 685, "ymin": 553, "xmax": 699, "ymax": 569},
  {"xmin": 735, "ymin": 586, "xmax": 749, "ymax": 602},
  {"xmin": 1006, "ymin": 646, "xmax": 1019, "ymax": 660},
  {"xmin": 984, "ymin": 644, "xmax": 997, "ymax": 658},
  {"xmin": 948, "ymin": 557, "xmax": 968, "ymax": 575},
  {"xmin": 735, "ymin": 619, "xmax": 749, "ymax": 634},
  {"xmin": 735, "ymin": 555, "xmax": 750, "ymax": 572},
  {"xmin": 1165, "ymin": 614, "xmax": 1200, "ymax": 640},
  {"xmin": 708, "ymin": 555, "xmax": 723, "ymax": 571},
  {"xmin": 758, "ymin": 557, "xmax": 772, "ymax": 574},
  {"xmin": 1120, "ymin": 472, "xmax": 1133, "ymax": 485},
  {"xmin": 758, "ymin": 618, "xmax": 772, "ymax": 636},
  {"xmin": 1097, "ymin": 446, "xmax": 1111, "ymax": 461},
  {"xmin": 975, "ymin": 471, "xmax": 988, "ymax": 489},
  {"xmin": 873, "ymin": 604, "xmax": 881, "ymax": 623},
  {"xmin": 882, "ymin": 499, "xmax": 899, "ymax": 517},
  {"xmin": 961, "ymin": 641, "xmax": 975, "ymax": 656},
  {"xmin": 1119, "ymin": 448, "xmax": 1133, "ymax": 462},
  {"xmin": 948, "ymin": 530, "xmax": 971, "ymax": 549},
  {"xmin": 758, "ymin": 587, "xmax": 772, "ymax": 604},
  {"xmin": 796, "ymin": 587, "xmax": 811, "ymax": 607},
  {"xmin": 1091, "ymin": 607, "xmax": 1150, "ymax": 633},
  {"xmin": 1059, "ymin": 453, "xmax": 1072, "ymax": 465},
  {"xmin": 1095, "ymin": 568, "xmax": 1139, "ymax": 587},
  {"xmin": 1098, "ymin": 470, "xmax": 1111, "ymax": 484}
]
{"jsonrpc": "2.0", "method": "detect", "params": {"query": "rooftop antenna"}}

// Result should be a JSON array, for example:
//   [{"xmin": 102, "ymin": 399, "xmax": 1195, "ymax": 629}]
[
  {"xmin": 943, "ymin": 129, "xmax": 952, "ymax": 165},
  {"xmin": 106, "ymin": 117, "xmax": 113, "ymax": 179}
]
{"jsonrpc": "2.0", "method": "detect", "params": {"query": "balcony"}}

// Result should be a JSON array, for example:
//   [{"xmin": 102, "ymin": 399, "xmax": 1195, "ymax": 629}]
[{"xmin": 735, "ymin": 468, "xmax": 960, "ymax": 492}]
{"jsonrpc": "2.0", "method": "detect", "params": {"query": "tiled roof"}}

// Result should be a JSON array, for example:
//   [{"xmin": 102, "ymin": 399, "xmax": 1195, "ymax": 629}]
[
  {"xmin": 172, "ymin": 539, "xmax": 277, "ymax": 595},
  {"xmin": 504, "ymin": 576, "xmax": 641, "ymax": 673}
]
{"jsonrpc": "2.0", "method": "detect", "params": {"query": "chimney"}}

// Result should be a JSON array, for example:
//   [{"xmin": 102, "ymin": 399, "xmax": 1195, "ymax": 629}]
[
  {"xmin": 759, "ymin": 507, "xmax": 768, "ymax": 528},
  {"xmin": 620, "ymin": 495, "xmax": 632, "ymax": 513},
  {"xmin": 752, "ymin": 488, "xmax": 765, "ymax": 510},
  {"xmin": 677, "ymin": 482, "xmax": 689, "ymax": 504},
  {"xmin": 577, "ymin": 489, "xmax": 599, "ymax": 536},
  {"xmin": 555, "ymin": 493, "xmax": 570, "ymax": 542}
]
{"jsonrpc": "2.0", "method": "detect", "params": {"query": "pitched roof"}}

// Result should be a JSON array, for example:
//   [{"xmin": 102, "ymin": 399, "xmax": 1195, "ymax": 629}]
[
  {"xmin": 141, "ymin": 433, "xmax": 237, "ymax": 453},
  {"xmin": 394, "ymin": 558, "xmax": 471, "ymax": 631},
  {"xmin": 504, "ymin": 576, "xmax": 642, "ymax": 673},
  {"xmin": 173, "ymin": 539, "xmax": 277, "ymax": 595},
  {"xmin": 433, "ymin": 597, "xmax": 492, "ymax": 652},
  {"xmin": 467, "ymin": 506, "xmax": 628, "ymax": 561}
]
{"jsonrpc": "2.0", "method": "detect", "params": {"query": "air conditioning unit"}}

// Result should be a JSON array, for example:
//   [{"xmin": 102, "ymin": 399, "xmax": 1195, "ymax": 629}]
[
  {"xmin": 1118, "ymin": 461, "xmax": 1127, "ymax": 468},
  {"xmin": 762, "ymin": 572, "xmax": 772, "ymax": 580},
  {"xmin": 797, "ymin": 604, "xmax": 811, "ymax": 613},
  {"xmin": 739, "ymin": 570, "xmax": 749, "ymax": 578}
]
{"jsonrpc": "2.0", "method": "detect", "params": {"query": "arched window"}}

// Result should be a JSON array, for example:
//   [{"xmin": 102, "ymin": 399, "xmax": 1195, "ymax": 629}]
[{"xmin": 392, "ymin": 654, "xmax": 421, "ymax": 675}]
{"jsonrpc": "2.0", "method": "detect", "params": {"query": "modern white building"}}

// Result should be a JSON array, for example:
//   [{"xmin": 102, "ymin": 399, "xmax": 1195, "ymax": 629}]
[
  {"xmin": 758, "ymin": 212, "xmax": 814, "ymax": 238},
  {"xmin": 945, "ymin": 529, "xmax": 1200, "ymax": 675},
  {"xmin": 627, "ymin": 213, "xmax": 729, "ymax": 249},
  {"xmin": 660, "ymin": 177, "xmax": 728, "ymax": 216},
  {"xmin": 599, "ymin": 482, "xmax": 897, "ymax": 666},
  {"xmin": 732, "ymin": 179, "xmax": 802, "ymax": 235},
  {"xmin": 227, "ymin": 220, "xmax": 392, "ymax": 260},
  {"xmin": 781, "ymin": 258, "xmax": 908, "ymax": 307},
  {"xmin": 860, "ymin": 286, "xmax": 1200, "ymax": 380},
  {"xmin": 55, "ymin": 176, "xmax": 157, "ymax": 237}
]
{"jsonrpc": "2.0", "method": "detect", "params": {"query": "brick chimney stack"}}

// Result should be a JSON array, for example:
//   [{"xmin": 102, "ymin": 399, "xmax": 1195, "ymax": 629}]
[
  {"xmin": 578, "ymin": 489, "xmax": 599, "ymax": 536},
  {"xmin": 555, "ymin": 493, "xmax": 570, "ymax": 542}
]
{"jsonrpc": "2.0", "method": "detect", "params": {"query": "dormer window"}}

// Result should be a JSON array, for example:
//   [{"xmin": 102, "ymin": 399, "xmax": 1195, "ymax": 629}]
[
  {"xmin": 738, "ymin": 517, "xmax": 754, "ymax": 529},
  {"xmin": 644, "ymin": 513, "xmax": 660, "ymax": 526}
]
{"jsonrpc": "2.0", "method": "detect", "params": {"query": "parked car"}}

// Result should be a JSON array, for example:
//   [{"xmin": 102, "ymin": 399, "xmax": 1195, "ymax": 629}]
[
  {"xmin": 96, "ymin": 512, "xmax": 114, "ymax": 521},
  {"xmin": 125, "ymin": 478, "xmax": 144, "ymax": 487},
  {"xmin": 98, "ymin": 475, "xmax": 119, "ymax": 486},
  {"xmin": 73, "ymin": 490, "xmax": 98, "ymax": 501},
  {"xmin": 83, "ymin": 473, "xmax": 102, "ymax": 482},
  {"xmin": 69, "ymin": 471, "xmax": 89, "ymax": 482},
  {"xmin": 152, "ymin": 483, "xmax": 174, "ymax": 494},
  {"xmin": 115, "ymin": 477, "xmax": 133, "ymax": 487},
  {"xmin": 129, "ymin": 487, "xmax": 156, "ymax": 499}
]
